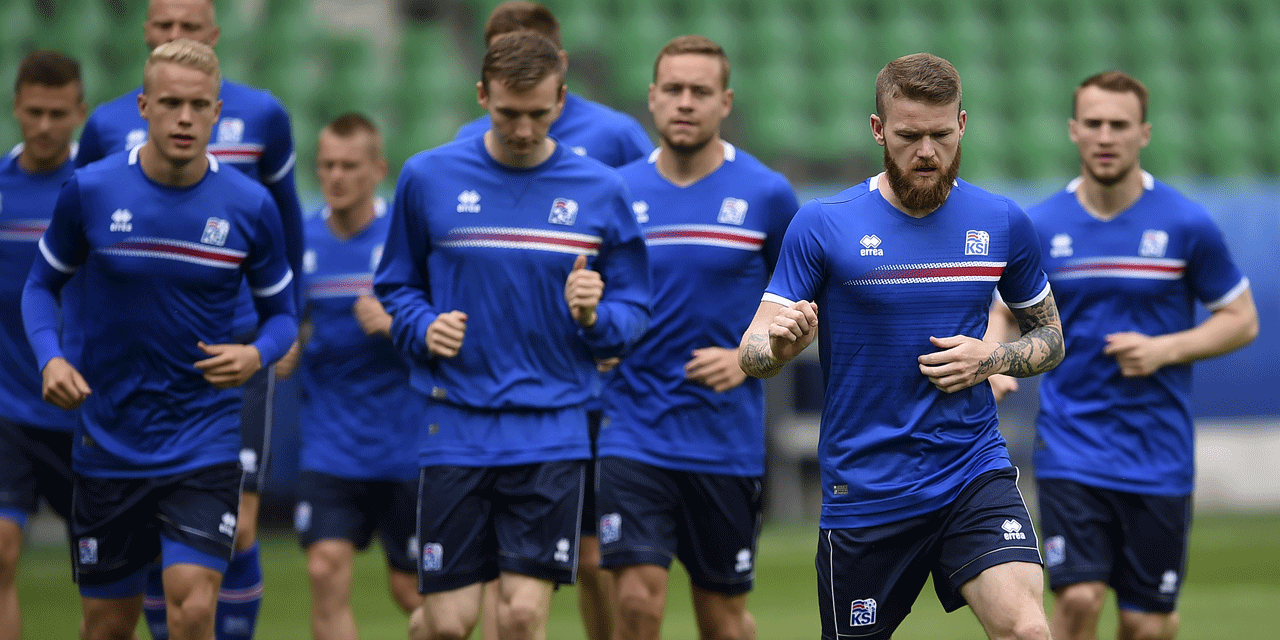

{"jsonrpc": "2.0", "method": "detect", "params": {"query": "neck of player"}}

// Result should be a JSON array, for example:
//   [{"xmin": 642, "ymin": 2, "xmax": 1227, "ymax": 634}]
[
  {"xmin": 138, "ymin": 143, "xmax": 209, "ymax": 187},
  {"xmin": 484, "ymin": 131, "xmax": 557, "ymax": 168},
  {"xmin": 1075, "ymin": 163, "xmax": 1146, "ymax": 221},
  {"xmin": 655, "ymin": 137, "xmax": 725, "ymax": 187},
  {"xmin": 18, "ymin": 148, "xmax": 71, "ymax": 174},
  {"xmin": 327, "ymin": 199, "xmax": 377, "ymax": 240}
]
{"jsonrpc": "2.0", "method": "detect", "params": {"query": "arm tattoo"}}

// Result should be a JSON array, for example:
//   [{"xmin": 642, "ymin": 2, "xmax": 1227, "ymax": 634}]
[
  {"xmin": 981, "ymin": 291, "xmax": 1064, "ymax": 378},
  {"xmin": 740, "ymin": 332, "xmax": 787, "ymax": 379}
]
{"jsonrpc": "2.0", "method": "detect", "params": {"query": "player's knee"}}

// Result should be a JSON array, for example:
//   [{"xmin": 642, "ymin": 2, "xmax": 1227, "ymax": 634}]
[
  {"xmin": 168, "ymin": 592, "xmax": 216, "ymax": 632},
  {"xmin": 305, "ymin": 548, "xmax": 344, "ymax": 589},
  {"xmin": 500, "ymin": 598, "xmax": 545, "ymax": 637},
  {"xmin": 1119, "ymin": 611, "xmax": 1179, "ymax": 640},
  {"xmin": 0, "ymin": 527, "xmax": 22, "ymax": 582},
  {"xmin": 233, "ymin": 518, "xmax": 257, "ymax": 550},
  {"xmin": 1054, "ymin": 583, "xmax": 1106, "ymax": 621},
  {"xmin": 698, "ymin": 611, "xmax": 757, "ymax": 640},
  {"xmin": 617, "ymin": 588, "xmax": 662, "ymax": 628}
]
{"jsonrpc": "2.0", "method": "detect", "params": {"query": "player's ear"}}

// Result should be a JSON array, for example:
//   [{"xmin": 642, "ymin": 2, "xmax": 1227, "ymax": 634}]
[
  {"xmin": 870, "ymin": 113, "xmax": 885, "ymax": 146},
  {"xmin": 209, "ymin": 26, "xmax": 220, "ymax": 47},
  {"xmin": 476, "ymin": 81, "xmax": 488, "ymax": 110}
]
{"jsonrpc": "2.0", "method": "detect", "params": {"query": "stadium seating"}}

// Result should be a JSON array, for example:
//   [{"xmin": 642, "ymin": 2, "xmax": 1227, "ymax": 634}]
[{"xmin": 1, "ymin": 0, "xmax": 1275, "ymax": 182}]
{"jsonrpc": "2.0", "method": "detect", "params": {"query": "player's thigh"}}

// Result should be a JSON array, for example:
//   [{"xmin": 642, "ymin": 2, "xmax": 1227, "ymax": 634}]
[
  {"xmin": 492, "ymin": 460, "xmax": 585, "ymax": 585},
  {"xmin": 295, "ymin": 470, "xmax": 377, "ymax": 553},
  {"xmin": 306, "ymin": 538, "xmax": 357, "ymax": 590},
  {"xmin": 1111, "ymin": 491, "xmax": 1191, "ymax": 614},
  {"xmin": 816, "ymin": 520, "xmax": 939, "ymax": 640},
  {"xmin": 0, "ymin": 419, "xmax": 46, "ymax": 527},
  {"xmin": 418, "ymin": 581, "xmax": 484, "ymax": 636},
  {"xmin": 416, "ymin": 465, "xmax": 499, "ymax": 594},
  {"xmin": 596, "ymin": 457, "xmax": 680, "ymax": 571},
  {"xmin": 71, "ymin": 474, "xmax": 162, "ymax": 594},
  {"xmin": 960, "ymin": 561, "xmax": 1050, "ymax": 639},
  {"xmin": 81, "ymin": 593, "xmax": 145, "ymax": 639},
  {"xmin": 676, "ymin": 470, "xmax": 762, "ymax": 595},
  {"xmin": 1037, "ymin": 478, "xmax": 1119, "ymax": 591},
  {"xmin": 155, "ymin": 462, "xmax": 242, "ymax": 575},
  {"xmin": 495, "ymin": 570, "xmax": 555, "ymax": 624},
  {"xmin": 375, "ymin": 477, "xmax": 421, "ymax": 576}
]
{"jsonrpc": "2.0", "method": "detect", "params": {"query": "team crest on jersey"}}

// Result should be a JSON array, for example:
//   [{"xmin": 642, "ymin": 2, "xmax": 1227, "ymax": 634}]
[
  {"xmin": 422, "ymin": 543, "xmax": 444, "ymax": 571},
  {"xmin": 549, "ymin": 198, "xmax": 578, "ymax": 225},
  {"xmin": 570, "ymin": 146, "xmax": 588, "ymax": 156},
  {"xmin": 294, "ymin": 501, "xmax": 312, "ymax": 532},
  {"xmin": 631, "ymin": 201, "xmax": 649, "ymax": 223},
  {"xmin": 201, "ymin": 217, "xmax": 230, "ymax": 246},
  {"xmin": 1050, "ymin": 233, "xmax": 1074, "ymax": 258},
  {"xmin": 78, "ymin": 538, "xmax": 98, "ymax": 565},
  {"xmin": 303, "ymin": 249, "xmax": 317, "ymax": 274},
  {"xmin": 717, "ymin": 197, "xmax": 749, "ymax": 225},
  {"xmin": 1045, "ymin": 535, "xmax": 1065, "ymax": 566},
  {"xmin": 126, "ymin": 128, "xmax": 147, "ymax": 149},
  {"xmin": 600, "ymin": 513, "xmax": 621, "ymax": 544},
  {"xmin": 849, "ymin": 598, "xmax": 877, "ymax": 627},
  {"xmin": 370, "ymin": 244, "xmax": 384, "ymax": 271},
  {"xmin": 965, "ymin": 229, "xmax": 990, "ymax": 256},
  {"xmin": 1139, "ymin": 229, "xmax": 1169, "ymax": 258},
  {"xmin": 217, "ymin": 118, "xmax": 245, "ymax": 144}
]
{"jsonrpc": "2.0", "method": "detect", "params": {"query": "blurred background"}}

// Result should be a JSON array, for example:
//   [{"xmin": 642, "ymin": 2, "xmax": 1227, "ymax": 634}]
[{"xmin": 2, "ymin": 0, "xmax": 1276, "ymax": 522}]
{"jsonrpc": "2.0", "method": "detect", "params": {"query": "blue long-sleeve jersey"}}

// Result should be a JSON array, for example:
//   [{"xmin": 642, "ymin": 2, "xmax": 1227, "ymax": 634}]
[
  {"xmin": 78, "ymin": 79, "xmax": 305, "ymax": 325},
  {"xmin": 23, "ymin": 148, "xmax": 297, "ymax": 477},
  {"xmin": 374, "ymin": 136, "xmax": 651, "ymax": 418}
]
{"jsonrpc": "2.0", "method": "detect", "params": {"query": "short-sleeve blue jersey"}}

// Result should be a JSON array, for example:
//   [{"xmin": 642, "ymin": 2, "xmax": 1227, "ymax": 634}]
[
  {"xmin": 0, "ymin": 146, "xmax": 77, "ymax": 431},
  {"xmin": 456, "ymin": 93, "xmax": 651, "ymax": 168},
  {"xmin": 765, "ymin": 175, "xmax": 1050, "ymax": 529},
  {"xmin": 298, "ymin": 199, "xmax": 420, "ymax": 481},
  {"xmin": 1028, "ymin": 172, "xmax": 1249, "ymax": 496},
  {"xmin": 374, "ymin": 136, "xmax": 651, "ymax": 467},
  {"xmin": 600, "ymin": 143, "xmax": 798, "ymax": 476},
  {"xmin": 23, "ymin": 147, "xmax": 297, "ymax": 477},
  {"xmin": 77, "ymin": 79, "xmax": 305, "ymax": 333}
]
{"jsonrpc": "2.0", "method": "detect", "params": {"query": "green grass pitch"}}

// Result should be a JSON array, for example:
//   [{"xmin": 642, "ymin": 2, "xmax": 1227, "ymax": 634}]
[{"xmin": 15, "ymin": 512, "xmax": 1280, "ymax": 638}]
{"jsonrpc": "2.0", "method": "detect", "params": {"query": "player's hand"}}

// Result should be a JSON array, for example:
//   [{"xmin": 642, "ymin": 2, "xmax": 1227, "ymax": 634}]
[
  {"xmin": 353, "ymin": 294, "xmax": 393, "ymax": 337},
  {"xmin": 41, "ymin": 357, "xmax": 91, "ymax": 410},
  {"xmin": 596, "ymin": 357, "xmax": 621, "ymax": 373},
  {"xmin": 987, "ymin": 373, "xmax": 1020, "ymax": 402},
  {"xmin": 768, "ymin": 300, "xmax": 819, "ymax": 361},
  {"xmin": 685, "ymin": 347, "xmax": 748, "ymax": 393},
  {"xmin": 918, "ymin": 335, "xmax": 999, "ymax": 394},
  {"xmin": 565, "ymin": 255, "xmax": 603, "ymax": 328},
  {"xmin": 274, "ymin": 340, "xmax": 302, "ymax": 379},
  {"xmin": 426, "ymin": 311, "xmax": 468, "ymax": 358},
  {"xmin": 195, "ymin": 341, "xmax": 263, "ymax": 389},
  {"xmin": 1104, "ymin": 331, "xmax": 1169, "ymax": 377}
]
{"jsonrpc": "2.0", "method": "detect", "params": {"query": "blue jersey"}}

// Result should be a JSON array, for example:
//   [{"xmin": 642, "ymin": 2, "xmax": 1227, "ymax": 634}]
[
  {"xmin": 23, "ymin": 148, "xmax": 297, "ymax": 477},
  {"xmin": 765, "ymin": 175, "xmax": 1050, "ymax": 529},
  {"xmin": 1028, "ymin": 173, "xmax": 1249, "ymax": 496},
  {"xmin": 0, "ymin": 147, "xmax": 77, "ymax": 431},
  {"xmin": 374, "ymin": 136, "xmax": 651, "ymax": 467},
  {"xmin": 298, "ymin": 199, "xmax": 420, "ymax": 481},
  {"xmin": 78, "ymin": 79, "xmax": 305, "ymax": 333},
  {"xmin": 456, "ymin": 93, "xmax": 651, "ymax": 169},
  {"xmin": 600, "ymin": 144, "xmax": 798, "ymax": 476}
]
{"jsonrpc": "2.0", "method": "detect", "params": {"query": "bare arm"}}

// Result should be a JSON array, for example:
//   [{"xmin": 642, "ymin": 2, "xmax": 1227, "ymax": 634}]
[
  {"xmin": 919, "ymin": 291, "xmax": 1063, "ymax": 394},
  {"xmin": 983, "ymin": 299, "xmax": 1022, "ymax": 401},
  {"xmin": 1105, "ymin": 288, "xmax": 1258, "ymax": 377},
  {"xmin": 738, "ymin": 300, "xmax": 819, "ymax": 379}
]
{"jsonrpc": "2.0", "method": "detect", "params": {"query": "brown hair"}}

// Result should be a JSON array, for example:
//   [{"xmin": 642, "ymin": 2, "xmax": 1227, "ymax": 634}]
[
  {"xmin": 15, "ymin": 50, "xmax": 82, "ymax": 100},
  {"xmin": 875, "ymin": 53, "xmax": 961, "ymax": 117},
  {"xmin": 1074, "ymin": 70, "xmax": 1149, "ymax": 122},
  {"xmin": 323, "ymin": 112, "xmax": 384, "ymax": 160},
  {"xmin": 483, "ymin": 1, "xmax": 561, "ymax": 49},
  {"xmin": 481, "ymin": 30, "xmax": 565, "ymax": 92},
  {"xmin": 653, "ymin": 34, "xmax": 730, "ymax": 89}
]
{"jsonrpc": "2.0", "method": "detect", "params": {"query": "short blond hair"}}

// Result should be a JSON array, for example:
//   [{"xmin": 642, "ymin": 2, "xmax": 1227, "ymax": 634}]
[{"xmin": 144, "ymin": 38, "xmax": 220, "ymax": 92}]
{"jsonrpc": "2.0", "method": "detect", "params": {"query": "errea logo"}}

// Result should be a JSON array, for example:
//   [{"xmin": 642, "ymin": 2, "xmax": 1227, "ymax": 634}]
[
  {"xmin": 457, "ymin": 190, "xmax": 481, "ymax": 213},
  {"xmin": 860, "ymin": 234, "xmax": 883, "ymax": 256},
  {"xmin": 1001, "ymin": 519, "xmax": 1026, "ymax": 540},
  {"xmin": 219, "ymin": 512, "xmax": 237, "ymax": 537},
  {"xmin": 632, "ymin": 201, "xmax": 649, "ymax": 223},
  {"xmin": 110, "ymin": 209, "xmax": 133, "ymax": 232}
]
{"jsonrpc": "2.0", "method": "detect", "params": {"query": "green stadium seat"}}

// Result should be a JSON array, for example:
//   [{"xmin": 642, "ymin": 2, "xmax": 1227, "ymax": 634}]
[
  {"xmin": 320, "ymin": 35, "xmax": 385, "ymax": 116},
  {"xmin": 1143, "ymin": 107, "xmax": 1195, "ymax": 179}
]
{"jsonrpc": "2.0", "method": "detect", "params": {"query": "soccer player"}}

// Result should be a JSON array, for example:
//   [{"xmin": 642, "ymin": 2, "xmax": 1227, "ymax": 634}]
[
  {"xmin": 738, "ymin": 53, "xmax": 1063, "ymax": 640},
  {"xmin": 21, "ymin": 40, "xmax": 296, "ymax": 640},
  {"xmin": 374, "ymin": 31, "xmax": 650, "ymax": 640},
  {"xmin": 597, "ymin": 35, "xmax": 798, "ymax": 640},
  {"xmin": 76, "ymin": 3, "xmax": 305, "ymax": 637},
  {"xmin": 992, "ymin": 71, "xmax": 1258, "ymax": 640},
  {"xmin": 456, "ymin": 8, "xmax": 651, "ymax": 635},
  {"xmin": 278, "ymin": 113, "xmax": 423, "ymax": 639},
  {"xmin": 0, "ymin": 49, "xmax": 86, "ymax": 640}
]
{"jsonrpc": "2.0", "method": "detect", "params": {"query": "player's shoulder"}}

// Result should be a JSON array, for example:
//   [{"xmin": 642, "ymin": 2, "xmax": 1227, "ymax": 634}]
[
  {"xmin": 951, "ymin": 178, "xmax": 1023, "ymax": 211},
  {"xmin": 86, "ymin": 86, "xmax": 144, "ymax": 120},
  {"xmin": 219, "ymin": 79, "xmax": 288, "ymax": 114},
  {"xmin": 1142, "ymin": 173, "xmax": 1208, "ymax": 216},
  {"xmin": 722, "ymin": 142, "xmax": 793, "ymax": 189},
  {"xmin": 209, "ymin": 155, "xmax": 273, "ymax": 201},
  {"xmin": 567, "ymin": 94, "xmax": 644, "ymax": 130},
  {"xmin": 1026, "ymin": 181, "xmax": 1079, "ymax": 220},
  {"xmin": 555, "ymin": 144, "xmax": 627, "ymax": 188},
  {"xmin": 614, "ymin": 149, "xmax": 656, "ymax": 182},
  {"xmin": 401, "ymin": 136, "xmax": 479, "ymax": 177},
  {"xmin": 73, "ymin": 148, "xmax": 135, "ymax": 183},
  {"xmin": 813, "ymin": 176, "xmax": 879, "ymax": 209}
]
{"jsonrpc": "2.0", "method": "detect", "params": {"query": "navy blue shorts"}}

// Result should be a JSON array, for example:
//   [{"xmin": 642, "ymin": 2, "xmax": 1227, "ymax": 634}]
[
  {"xmin": 237, "ymin": 362, "xmax": 274, "ymax": 492},
  {"xmin": 1038, "ymin": 478, "xmax": 1190, "ymax": 613},
  {"xmin": 816, "ymin": 467, "xmax": 1042, "ymax": 640},
  {"xmin": 415, "ymin": 460, "xmax": 585, "ymax": 594},
  {"xmin": 582, "ymin": 409, "xmax": 602, "ymax": 536},
  {"xmin": 295, "ymin": 470, "xmax": 418, "ymax": 573},
  {"xmin": 72, "ymin": 462, "xmax": 243, "ymax": 592},
  {"xmin": 597, "ymin": 457, "xmax": 762, "ymax": 595},
  {"xmin": 0, "ymin": 418, "xmax": 74, "ymax": 527}
]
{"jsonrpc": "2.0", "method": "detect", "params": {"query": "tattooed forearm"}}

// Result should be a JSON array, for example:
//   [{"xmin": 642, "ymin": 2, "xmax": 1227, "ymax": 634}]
[
  {"xmin": 739, "ymin": 332, "xmax": 787, "ymax": 379},
  {"xmin": 982, "ymin": 291, "xmax": 1065, "ymax": 377}
]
